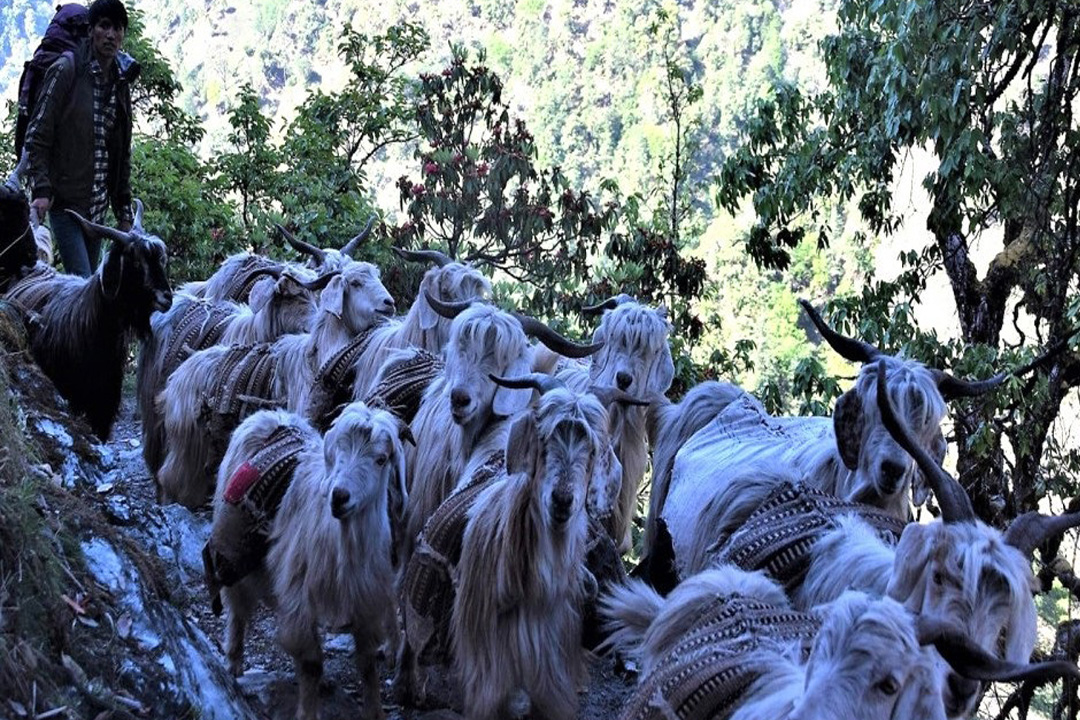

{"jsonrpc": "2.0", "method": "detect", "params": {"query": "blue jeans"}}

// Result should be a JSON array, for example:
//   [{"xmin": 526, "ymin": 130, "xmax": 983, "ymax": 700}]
[{"xmin": 49, "ymin": 208, "xmax": 101, "ymax": 278}]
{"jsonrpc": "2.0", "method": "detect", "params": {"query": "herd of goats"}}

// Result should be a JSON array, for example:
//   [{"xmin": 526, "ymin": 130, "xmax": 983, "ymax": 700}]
[{"xmin": 3, "ymin": 188, "xmax": 1080, "ymax": 720}]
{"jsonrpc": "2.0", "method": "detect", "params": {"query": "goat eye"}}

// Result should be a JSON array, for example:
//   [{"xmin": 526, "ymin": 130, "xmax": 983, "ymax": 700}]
[
  {"xmin": 374, "ymin": 454, "xmax": 388, "ymax": 467},
  {"xmin": 876, "ymin": 676, "xmax": 900, "ymax": 696},
  {"xmin": 933, "ymin": 571, "xmax": 944, "ymax": 585}
]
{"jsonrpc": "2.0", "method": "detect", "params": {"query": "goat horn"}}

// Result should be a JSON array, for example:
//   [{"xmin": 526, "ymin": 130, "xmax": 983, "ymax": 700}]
[
  {"xmin": 64, "ymin": 208, "xmax": 132, "ymax": 246},
  {"xmin": 132, "ymin": 198, "xmax": 145, "ymax": 233},
  {"xmin": 291, "ymin": 270, "xmax": 340, "ymax": 292},
  {"xmin": 588, "ymin": 384, "xmax": 652, "ymax": 407},
  {"xmin": 875, "ymin": 359, "xmax": 975, "ymax": 523},
  {"xmin": 276, "ymin": 224, "xmax": 327, "ymax": 264},
  {"xmin": 340, "ymin": 215, "xmax": 377, "ymax": 258},
  {"xmin": 581, "ymin": 294, "xmax": 632, "ymax": 316},
  {"xmin": 935, "ymin": 326, "xmax": 1080, "ymax": 400},
  {"xmin": 392, "ymin": 246, "xmax": 454, "ymax": 267},
  {"xmin": 489, "ymin": 372, "xmax": 566, "ymax": 395},
  {"xmin": 399, "ymin": 423, "xmax": 416, "ymax": 447},
  {"xmin": 424, "ymin": 289, "xmax": 474, "ymax": 319},
  {"xmin": 1003, "ymin": 508, "xmax": 1080, "ymax": 558},
  {"xmin": 799, "ymin": 298, "xmax": 881, "ymax": 363},
  {"xmin": 917, "ymin": 616, "xmax": 1080, "ymax": 683},
  {"xmin": 514, "ymin": 313, "xmax": 605, "ymax": 359}
]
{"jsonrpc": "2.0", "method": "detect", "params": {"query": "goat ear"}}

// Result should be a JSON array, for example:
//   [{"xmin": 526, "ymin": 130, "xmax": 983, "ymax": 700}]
[
  {"xmin": 248, "ymin": 277, "xmax": 275, "ymax": 313},
  {"xmin": 99, "ymin": 248, "xmax": 124, "ymax": 300},
  {"xmin": 417, "ymin": 273, "xmax": 440, "ymax": 330},
  {"xmin": 648, "ymin": 352, "xmax": 676, "ymax": 396},
  {"xmin": 494, "ymin": 356, "xmax": 535, "ymax": 416},
  {"xmin": 321, "ymin": 275, "xmax": 345, "ymax": 319},
  {"xmin": 833, "ymin": 388, "xmax": 863, "ymax": 470},
  {"xmin": 885, "ymin": 523, "xmax": 940, "ymax": 609},
  {"xmin": 505, "ymin": 413, "xmax": 540, "ymax": 477}
]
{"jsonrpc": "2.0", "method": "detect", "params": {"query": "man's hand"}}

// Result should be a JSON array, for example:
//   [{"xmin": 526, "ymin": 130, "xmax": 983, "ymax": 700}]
[{"xmin": 30, "ymin": 197, "xmax": 51, "ymax": 222}]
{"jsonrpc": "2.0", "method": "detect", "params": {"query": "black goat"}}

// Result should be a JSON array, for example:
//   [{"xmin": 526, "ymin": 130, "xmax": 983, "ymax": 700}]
[{"xmin": 5, "ymin": 200, "xmax": 172, "ymax": 439}]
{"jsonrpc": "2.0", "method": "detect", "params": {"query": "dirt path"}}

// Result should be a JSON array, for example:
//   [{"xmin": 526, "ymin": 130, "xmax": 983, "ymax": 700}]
[{"xmin": 103, "ymin": 397, "xmax": 637, "ymax": 719}]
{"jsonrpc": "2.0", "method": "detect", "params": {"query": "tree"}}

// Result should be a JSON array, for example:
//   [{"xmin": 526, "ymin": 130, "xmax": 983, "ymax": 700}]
[{"xmin": 717, "ymin": 0, "xmax": 1080, "ymax": 622}]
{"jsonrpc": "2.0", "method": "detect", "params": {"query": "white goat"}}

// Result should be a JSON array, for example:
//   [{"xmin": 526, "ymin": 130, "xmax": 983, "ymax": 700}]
[
  {"xmin": 769, "ymin": 359, "xmax": 1080, "ymax": 717},
  {"xmin": 655, "ymin": 299, "xmax": 1027, "ymax": 576},
  {"xmin": 602, "ymin": 565, "xmax": 1078, "ymax": 720},
  {"xmin": 545, "ymin": 294, "xmax": 675, "ymax": 553},
  {"xmin": 348, "ymin": 248, "xmax": 490, "ymax": 400},
  {"xmin": 402, "ymin": 296, "xmax": 601, "ymax": 564},
  {"xmin": 137, "ymin": 272, "xmax": 318, "ymax": 478},
  {"xmin": 452, "ymin": 387, "xmax": 609, "ymax": 720},
  {"xmin": 157, "ymin": 261, "xmax": 394, "ymax": 507},
  {"xmin": 213, "ymin": 401, "xmax": 407, "ymax": 720}
]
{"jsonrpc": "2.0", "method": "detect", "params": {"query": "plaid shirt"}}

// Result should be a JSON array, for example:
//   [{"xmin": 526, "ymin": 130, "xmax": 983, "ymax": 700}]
[{"xmin": 88, "ymin": 58, "xmax": 131, "ymax": 226}]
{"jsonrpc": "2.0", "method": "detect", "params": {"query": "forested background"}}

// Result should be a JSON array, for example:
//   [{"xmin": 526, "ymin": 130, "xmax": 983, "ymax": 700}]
[{"xmin": 2, "ymin": 1, "xmax": 1080, "ymax": 713}]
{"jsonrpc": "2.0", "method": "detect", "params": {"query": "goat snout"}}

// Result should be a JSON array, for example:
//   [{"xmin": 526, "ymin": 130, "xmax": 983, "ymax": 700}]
[
  {"xmin": 155, "ymin": 289, "xmax": 173, "ymax": 312},
  {"xmin": 450, "ymin": 388, "xmax": 472, "ymax": 419},
  {"xmin": 879, "ymin": 457, "xmax": 907, "ymax": 493},
  {"xmin": 615, "ymin": 370, "xmax": 633, "ymax": 390},
  {"xmin": 945, "ymin": 673, "xmax": 981, "ymax": 717},
  {"xmin": 330, "ymin": 487, "xmax": 351, "ymax": 518},
  {"xmin": 380, "ymin": 297, "xmax": 396, "ymax": 315},
  {"xmin": 550, "ymin": 489, "xmax": 574, "ymax": 524}
]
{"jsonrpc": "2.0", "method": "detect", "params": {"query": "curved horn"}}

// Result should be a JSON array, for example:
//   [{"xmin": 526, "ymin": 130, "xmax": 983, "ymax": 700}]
[
  {"xmin": 936, "ymin": 327, "xmax": 1080, "ymax": 400},
  {"xmin": 392, "ymin": 246, "xmax": 454, "ymax": 268},
  {"xmin": 581, "ymin": 296, "xmax": 625, "ymax": 316},
  {"xmin": 875, "ymin": 359, "xmax": 975, "ymax": 522},
  {"xmin": 588, "ymin": 384, "xmax": 652, "ymax": 407},
  {"xmin": 489, "ymin": 373, "xmax": 565, "ymax": 395},
  {"xmin": 917, "ymin": 616, "xmax": 1080, "ymax": 684},
  {"xmin": 799, "ymin": 298, "xmax": 881, "ymax": 363},
  {"xmin": 1004, "ymin": 508, "xmax": 1080, "ymax": 558},
  {"xmin": 340, "ymin": 215, "xmax": 377, "ymax": 258},
  {"xmin": 276, "ymin": 224, "xmax": 327, "ymax": 265},
  {"xmin": 131, "ymin": 198, "xmax": 145, "ymax": 233},
  {"xmin": 424, "ymin": 289, "xmax": 474, "ymax": 319},
  {"xmin": 514, "ymin": 313, "xmax": 604, "ymax": 359},
  {"xmin": 65, "ymin": 208, "xmax": 132, "ymax": 246},
  {"xmin": 287, "ymin": 270, "xmax": 340, "ymax": 292}
]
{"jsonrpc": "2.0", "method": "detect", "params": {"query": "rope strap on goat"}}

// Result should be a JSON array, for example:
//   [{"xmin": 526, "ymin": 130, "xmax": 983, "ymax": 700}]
[
  {"xmin": 363, "ymin": 349, "xmax": 444, "ymax": 424},
  {"xmin": 715, "ymin": 480, "xmax": 907, "ymax": 594},
  {"xmin": 208, "ymin": 343, "xmax": 279, "ymax": 420},
  {"xmin": 220, "ymin": 255, "xmax": 283, "ymax": 303},
  {"xmin": 163, "ymin": 302, "xmax": 236, "ymax": 376}
]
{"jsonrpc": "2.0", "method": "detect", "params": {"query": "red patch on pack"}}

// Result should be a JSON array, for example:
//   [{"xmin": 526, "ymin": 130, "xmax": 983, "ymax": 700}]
[{"xmin": 224, "ymin": 462, "xmax": 260, "ymax": 505}]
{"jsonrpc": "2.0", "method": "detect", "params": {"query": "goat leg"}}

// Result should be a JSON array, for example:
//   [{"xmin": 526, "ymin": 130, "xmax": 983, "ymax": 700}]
[{"xmin": 352, "ymin": 626, "xmax": 386, "ymax": 720}]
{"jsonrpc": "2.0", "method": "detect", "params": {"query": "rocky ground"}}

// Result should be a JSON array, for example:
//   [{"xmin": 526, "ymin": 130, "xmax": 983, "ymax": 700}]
[{"xmin": 69, "ymin": 391, "xmax": 638, "ymax": 720}]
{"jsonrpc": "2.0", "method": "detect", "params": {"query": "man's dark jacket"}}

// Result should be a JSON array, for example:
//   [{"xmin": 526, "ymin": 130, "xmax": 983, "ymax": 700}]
[{"xmin": 25, "ymin": 39, "xmax": 139, "ymax": 220}]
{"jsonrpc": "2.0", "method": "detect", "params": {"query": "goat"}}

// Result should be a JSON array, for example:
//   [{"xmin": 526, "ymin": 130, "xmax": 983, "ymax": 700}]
[
  {"xmin": 602, "ymin": 564, "xmax": 1078, "ymax": 720},
  {"xmin": 5, "ymin": 201, "xmax": 171, "ymax": 439},
  {"xmin": 654, "ymin": 299, "xmax": 1043, "ymax": 577},
  {"xmin": 137, "ymin": 271, "xmax": 318, "ymax": 477},
  {"xmin": 401, "ymin": 294, "xmax": 602, "ymax": 567},
  {"xmin": 772, "ymin": 358, "xmax": 1080, "ymax": 717},
  {"xmin": 544, "ymin": 294, "xmax": 675, "ymax": 554},
  {"xmin": 347, "ymin": 247, "xmax": 491, "ymax": 400},
  {"xmin": 0, "ymin": 179, "xmax": 38, "ymax": 289},
  {"xmin": 157, "ymin": 261, "xmax": 394, "ymax": 507},
  {"xmin": 195, "ymin": 220, "xmax": 373, "ymax": 302},
  {"xmin": 211, "ymin": 401, "xmax": 408, "ymax": 720},
  {"xmin": 452, "ymin": 386, "xmax": 609, "ymax": 720}
]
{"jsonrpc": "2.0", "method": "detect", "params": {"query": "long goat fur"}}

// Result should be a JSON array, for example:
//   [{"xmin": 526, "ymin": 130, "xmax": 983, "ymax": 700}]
[
  {"xmin": 402, "ymin": 304, "xmax": 534, "ymax": 563},
  {"xmin": 452, "ymin": 388, "xmax": 608, "ymax": 720},
  {"xmin": 554, "ymin": 298, "xmax": 675, "ymax": 553},
  {"xmin": 157, "ymin": 261, "xmax": 393, "ymax": 507},
  {"xmin": 6, "ymin": 228, "xmax": 171, "ymax": 440},
  {"xmin": 215, "ymin": 403, "xmax": 405, "ymax": 720},
  {"xmin": 137, "ymin": 275, "xmax": 316, "ymax": 477},
  {"xmin": 350, "ymin": 261, "xmax": 490, "ymax": 399}
]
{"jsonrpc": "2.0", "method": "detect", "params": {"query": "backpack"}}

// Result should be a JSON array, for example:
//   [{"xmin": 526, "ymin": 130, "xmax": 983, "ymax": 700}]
[{"xmin": 14, "ymin": 4, "xmax": 90, "ymax": 162}]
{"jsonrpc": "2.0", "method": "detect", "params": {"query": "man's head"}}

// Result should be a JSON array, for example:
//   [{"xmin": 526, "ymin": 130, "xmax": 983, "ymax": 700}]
[{"xmin": 87, "ymin": 0, "xmax": 127, "ymax": 64}]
